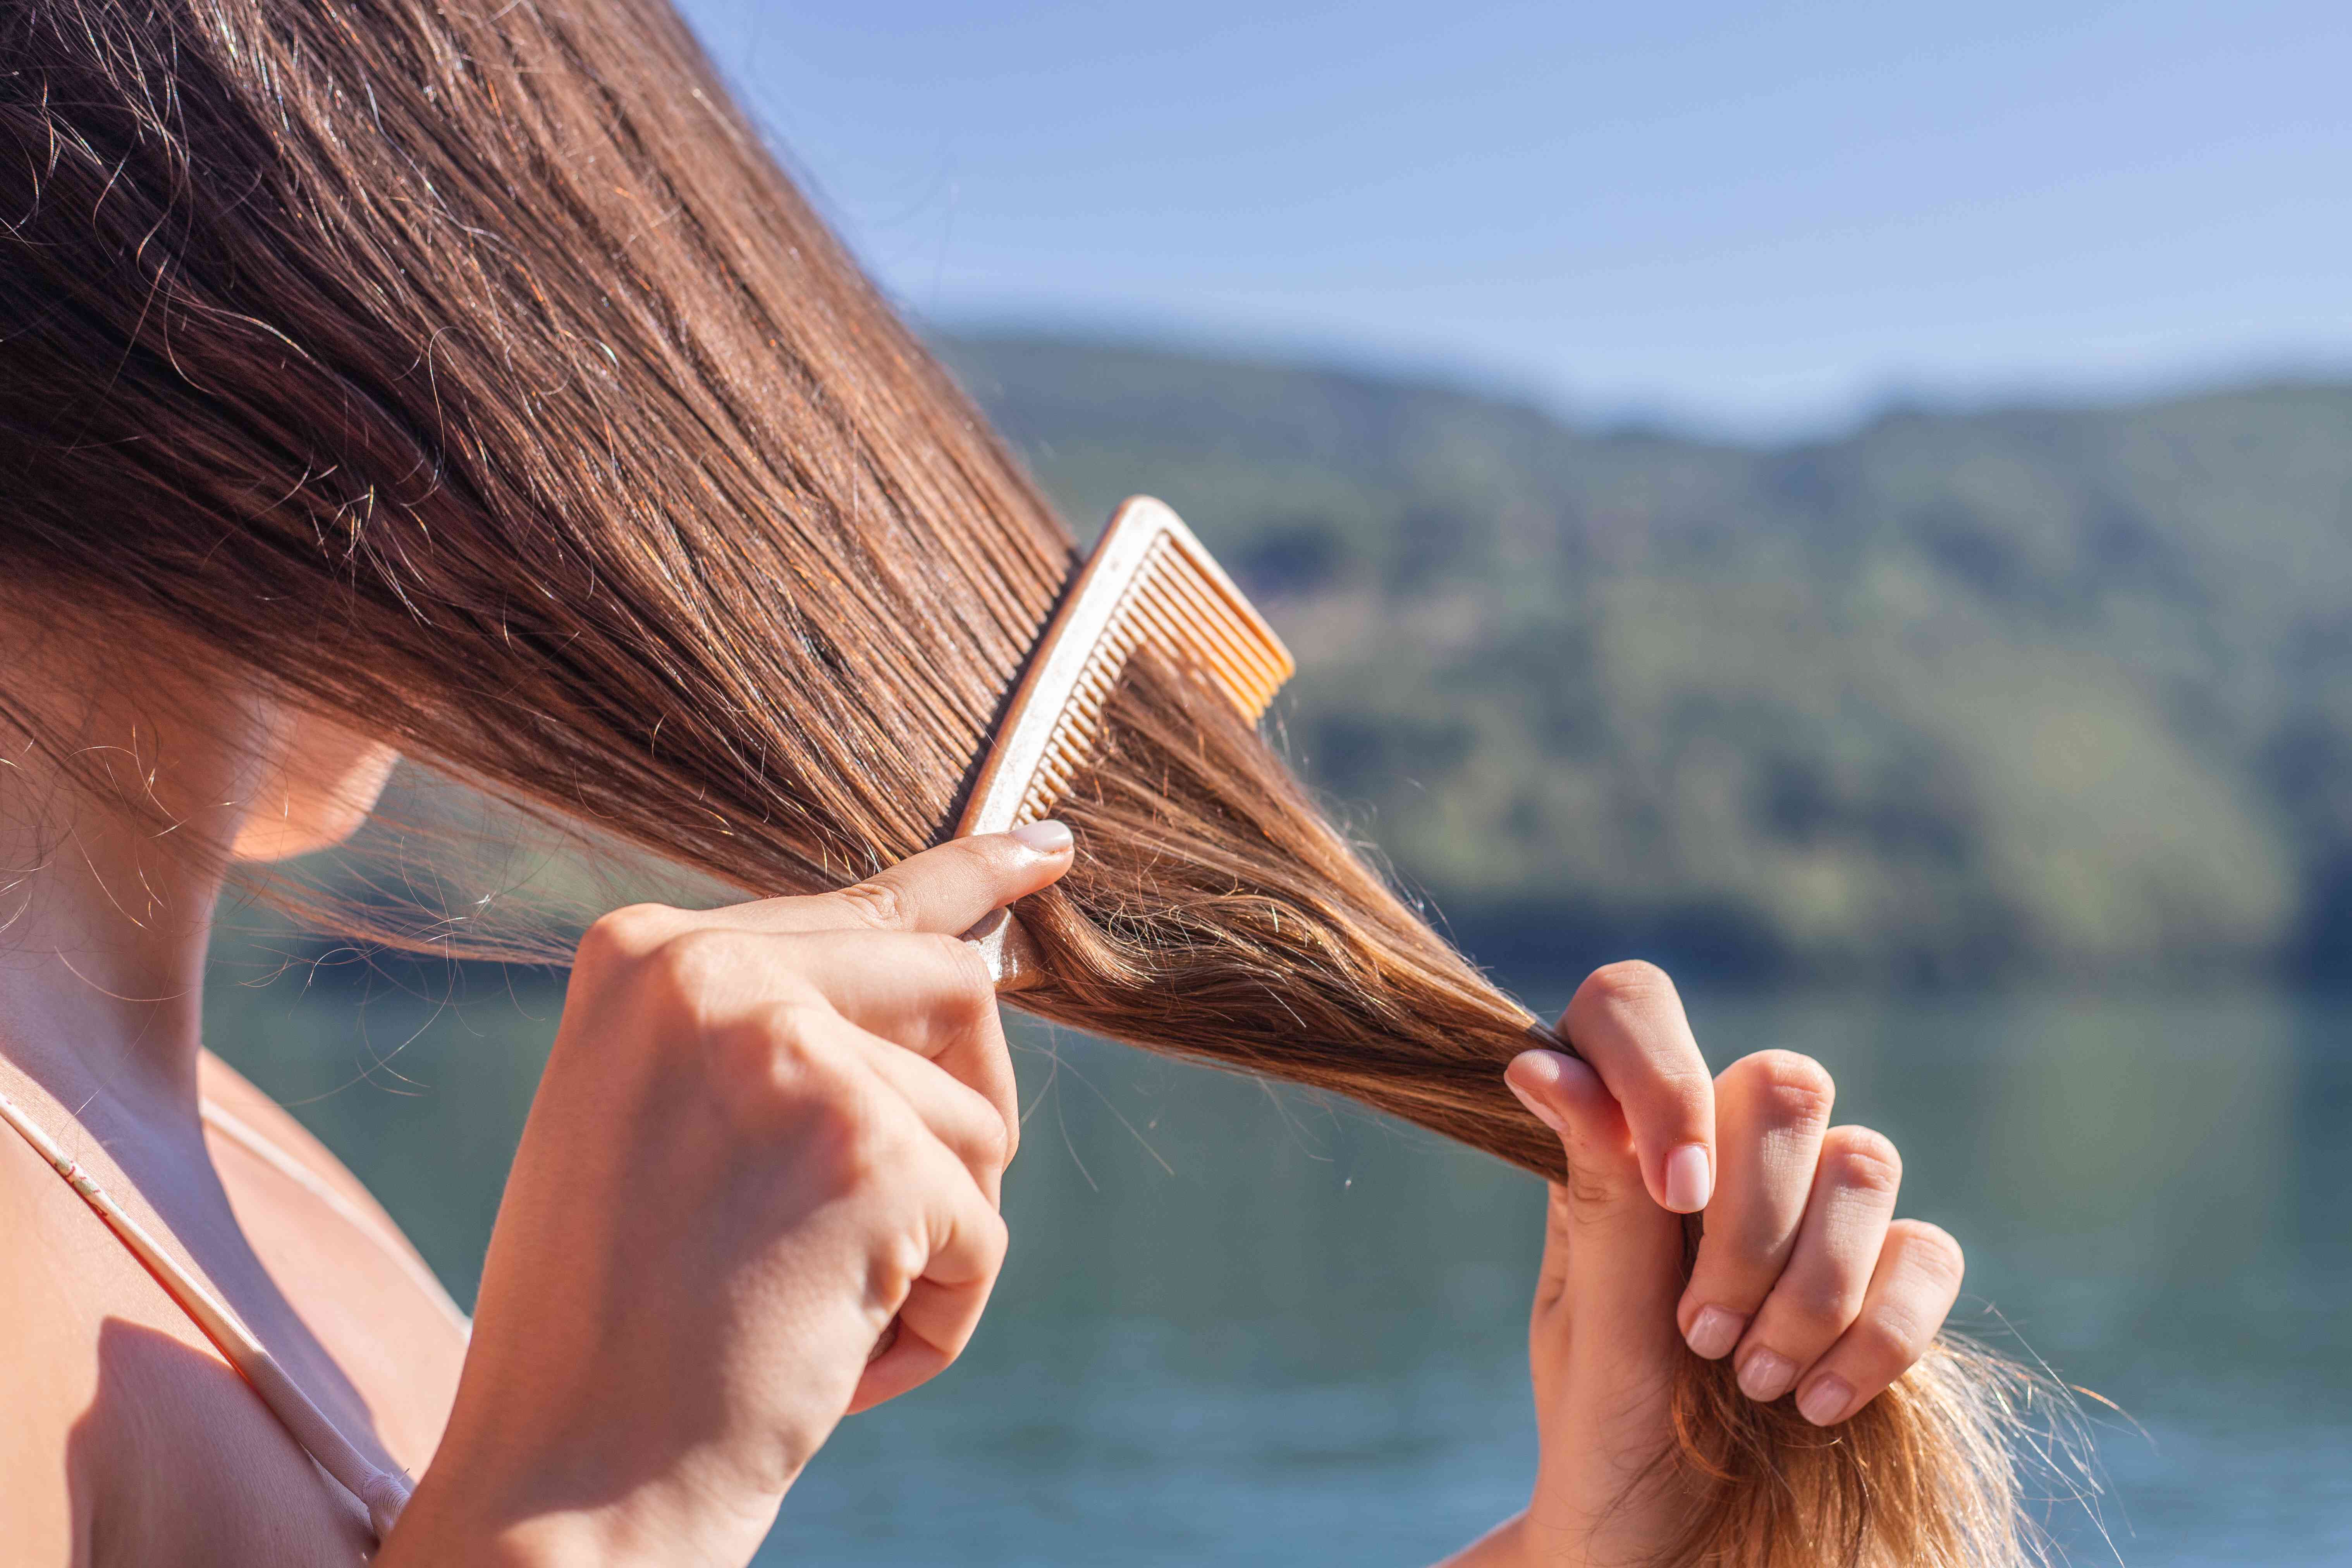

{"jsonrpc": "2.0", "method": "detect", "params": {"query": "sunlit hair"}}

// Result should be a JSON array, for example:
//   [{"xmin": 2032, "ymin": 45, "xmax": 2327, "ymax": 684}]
[{"xmin": 0, "ymin": 1, "xmax": 2061, "ymax": 1560}]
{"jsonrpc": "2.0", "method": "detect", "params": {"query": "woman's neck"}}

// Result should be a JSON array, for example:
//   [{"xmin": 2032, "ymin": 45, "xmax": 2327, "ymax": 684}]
[{"xmin": 0, "ymin": 660, "xmax": 264, "ymax": 1116}]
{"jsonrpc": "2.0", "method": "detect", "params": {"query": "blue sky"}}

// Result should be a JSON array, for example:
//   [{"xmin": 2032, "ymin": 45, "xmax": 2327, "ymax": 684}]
[{"xmin": 676, "ymin": 0, "xmax": 2352, "ymax": 437}]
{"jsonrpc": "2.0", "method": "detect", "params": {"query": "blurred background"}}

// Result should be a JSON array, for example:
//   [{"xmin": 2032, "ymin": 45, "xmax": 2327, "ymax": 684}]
[{"xmin": 208, "ymin": 3, "xmax": 2352, "ymax": 1563}]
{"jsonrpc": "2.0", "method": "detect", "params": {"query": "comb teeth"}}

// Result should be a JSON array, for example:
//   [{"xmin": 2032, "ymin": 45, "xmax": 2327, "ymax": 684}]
[{"xmin": 957, "ymin": 497, "xmax": 1296, "ymax": 838}]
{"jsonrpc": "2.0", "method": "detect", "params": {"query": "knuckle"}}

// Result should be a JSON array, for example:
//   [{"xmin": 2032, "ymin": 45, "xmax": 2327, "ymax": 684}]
[
  {"xmin": 1563, "ymin": 1162, "xmax": 1649, "ymax": 1221},
  {"xmin": 925, "ymin": 1081, "xmax": 1013, "ymax": 1177},
  {"xmin": 1706, "ymin": 1214, "xmax": 1798, "ymax": 1284},
  {"xmin": 922, "ymin": 932, "xmax": 998, "ymax": 1019},
  {"xmin": 641, "ymin": 928, "xmax": 748, "ymax": 1021},
  {"xmin": 1894, "ymin": 1220, "xmax": 1967, "ymax": 1290},
  {"xmin": 869, "ymin": 1228, "xmax": 929, "ymax": 1308},
  {"xmin": 1572, "ymin": 959, "xmax": 1675, "ymax": 1018},
  {"xmin": 1735, "ymin": 1050, "xmax": 1836, "ymax": 1126},
  {"xmin": 1857, "ymin": 1255, "xmax": 1957, "ymax": 1364},
  {"xmin": 1823, "ymin": 1126, "xmax": 1903, "ymax": 1195},
  {"xmin": 977, "ymin": 1205, "xmax": 1011, "ymax": 1269},
  {"xmin": 705, "ymin": 1002, "xmax": 836, "ymax": 1108},
  {"xmin": 825, "ymin": 1098, "xmax": 915, "ymax": 1196},
  {"xmin": 1847, "ymin": 1310, "xmax": 1931, "ymax": 1368},
  {"xmin": 576, "ymin": 902, "xmax": 680, "ymax": 973},
  {"xmin": 1656, "ymin": 1061, "xmax": 1717, "ymax": 1100},
  {"xmin": 835, "ymin": 878, "xmax": 907, "ymax": 930},
  {"xmin": 969, "ymin": 1104, "xmax": 1013, "ymax": 1172},
  {"xmin": 1566, "ymin": 1170, "xmax": 1622, "ymax": 1212},
  {"xmin": 1780, "ymin": 1273, "xmax": 1866, "ymax": 1331}
]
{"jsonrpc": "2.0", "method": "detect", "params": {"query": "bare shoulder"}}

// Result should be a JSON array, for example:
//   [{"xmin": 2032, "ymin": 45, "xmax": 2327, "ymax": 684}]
[
  {"xmin": 195, "ymin": 1052, "xmax": 403, "ymax": 1224},
  {"xmin": 197, "ymin": 1048, "xmax": 466, "ymax": 1316},
  {"xmin": 0, "ymin": 1138, "xmax": 381, "ymax": 1564},
  {"xmin": 0, "ymin": 1076, "xmax": 434, "ymax": 1562},
  {"xmin": 0, "ymin": 1112, "xmax": 115, "ymax": 1559},
  {"xmin": 194, "ymin": 1048, "xmax": 470, "ymax": 1465}
]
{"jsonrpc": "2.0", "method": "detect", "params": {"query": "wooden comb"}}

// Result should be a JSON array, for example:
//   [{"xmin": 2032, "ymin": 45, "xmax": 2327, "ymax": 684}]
[{"xmin": 958, "ymin": 495, "xmax": 1296, "ymax": 988}]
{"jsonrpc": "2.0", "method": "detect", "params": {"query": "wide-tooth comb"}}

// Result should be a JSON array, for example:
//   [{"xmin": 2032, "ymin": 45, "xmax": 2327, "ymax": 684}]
[{"xmin": 957, "ymin": 495, "xmax": 1296, "ymax": 988}]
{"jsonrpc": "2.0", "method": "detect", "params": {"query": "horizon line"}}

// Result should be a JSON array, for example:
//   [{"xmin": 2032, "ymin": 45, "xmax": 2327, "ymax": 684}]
[{"xmin": 926, "ymin": 309, "xmax": 2352, "ymax": 450}]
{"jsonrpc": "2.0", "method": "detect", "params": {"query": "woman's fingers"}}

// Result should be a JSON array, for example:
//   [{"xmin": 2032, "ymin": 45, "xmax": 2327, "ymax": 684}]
[
  {"xmin": 845, "ymin": 1132, "xmax": 1011, "ymax": 1413},
  {"xmin": 779, "ymin": 931, "xmax": 996, "ymax": 1057},
  {"xmin": 1557, "ymin": 962, "xmax": 1716, "ymax": 1214},
  {"xmin": 761, "ymin": 1009, "xmax": 1011, "ymax": 1412},
  {"xmin": 1507, "ymin": 1050, "xmax": 1683, "ymax": 1344},
  {"xmin": 704, "ymin": 999, "xmax": 1011, "ymax": 1204},
  {"xmin": 1792, "ymin": 1220, "xmax": 1966, "ymax": 1426},
  {"xmin": 1677, "ymin": 1050, "xmax": 1837, "ymax": 1360},
  {"xmin": 763, "ymin": 825, "xmax": 1075, "ymax": 937},
  {"xmin": 1731, "ymin": 1124, "xmax": 1903, "ymax": 1406},
  {"xmin": 576, "ymin": 830, "xmax": 1077, "ymax": 1156},
  {"xmin": 834, "ymin": 1013, "xmax": 1014, "ymax": 1204},
  {"xmin": 768, "ymin": 930, "xmax": 1019, "ymax": 1154},
  {"xmin": 1512, "ymin": 998, "xmax": 1958, "ymax": 1458},
  {"xmin": 612, "ymin": 827, "xmax": 1074, "ymax": 945}
]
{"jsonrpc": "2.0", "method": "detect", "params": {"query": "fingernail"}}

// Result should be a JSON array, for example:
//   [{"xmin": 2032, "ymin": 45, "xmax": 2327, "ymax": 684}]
[
  {"xmin": 1738, "ymin": 1349, "xmax": 1798, "ymax": 1403},
  {"xmin": 1684, "ymin": 1305, "xmax": 1745, "ymax": 1361},
  {"xmin": 1663, "ymin": 1143, "xmax": 1712, "ymax": 1212},
  {"xmin": 1506, "ymin": 1078, "xmax": 1566, "ymax": 1135},
  {"xmin": 1009, "ymin": 820, "xmax": 1073, "ymax": 854},
  {"xmin": 1798, "ymin": 1375, "xmax": 1854, "ymax": 1427}
]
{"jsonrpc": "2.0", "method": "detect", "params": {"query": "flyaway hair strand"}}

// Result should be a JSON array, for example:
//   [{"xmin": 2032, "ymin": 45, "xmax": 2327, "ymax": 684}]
[{"xmin": 0, "ymin": 2, "xmax": 2060, "ymax": 1561}]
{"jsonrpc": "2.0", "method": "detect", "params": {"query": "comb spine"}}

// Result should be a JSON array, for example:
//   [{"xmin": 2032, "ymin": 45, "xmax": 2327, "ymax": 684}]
[
  {"xmin": 956, "ymin": 508, "xmax": 1175, "ymax": 838},
  {"xmin": 958, "ymin": 497, "xmax": 1301, "ymax": 839}
]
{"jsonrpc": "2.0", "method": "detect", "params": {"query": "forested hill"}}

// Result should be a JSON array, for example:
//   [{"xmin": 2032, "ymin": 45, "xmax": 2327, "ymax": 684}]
[{"xmin": 938, "ymin": 332, "xmax": 2352, "ymax": 985}]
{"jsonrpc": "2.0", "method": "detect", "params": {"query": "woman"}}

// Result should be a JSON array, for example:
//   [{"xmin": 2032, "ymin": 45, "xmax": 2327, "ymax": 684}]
[{"xmin": 0, "ymin": 0, "xmax": 2026, "ymax": 1563}]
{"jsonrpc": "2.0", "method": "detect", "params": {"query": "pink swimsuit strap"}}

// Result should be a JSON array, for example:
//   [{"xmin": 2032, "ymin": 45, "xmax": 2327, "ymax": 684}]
[{"xmin": 0, "ymin": 1082, "xmax": 414, "ymax": 1541}]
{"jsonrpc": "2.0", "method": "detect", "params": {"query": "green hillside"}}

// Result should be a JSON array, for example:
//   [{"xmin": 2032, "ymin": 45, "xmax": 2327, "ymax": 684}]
[{"xmin": 939, "ymin": 332, "xmax": 2352, "ymax": 984}]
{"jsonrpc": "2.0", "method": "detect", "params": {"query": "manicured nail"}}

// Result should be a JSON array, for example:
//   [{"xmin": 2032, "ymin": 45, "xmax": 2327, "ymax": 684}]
[
  {"xmin": 1506, "ymin": 1077, "xmax": 1566, "ymax": 1135},
  {"xmin": 1663, "ymin": 1143, "xmax": 1712, "ymax": 1212},
  {"xmin": 1684, "ymin": 1305, "xmax": 1745, "ymax": 1361},
  {"xmin": 1738, "ymin": 1349, "xmax": 1798, "ymax": 1403},
  {"xmin": 1798, "ymin": 1375, "xmax": 1854, "ymax": 1427},
  {"xmin": 1009, "ymin": 820, "xmax": 1073, "ymax": 854}
]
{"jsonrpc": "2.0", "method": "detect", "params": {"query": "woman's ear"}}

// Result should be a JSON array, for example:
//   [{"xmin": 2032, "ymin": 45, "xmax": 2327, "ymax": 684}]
[{"xmin": 231, "ymin": 706, "xmax": 401, "ymax": 863}]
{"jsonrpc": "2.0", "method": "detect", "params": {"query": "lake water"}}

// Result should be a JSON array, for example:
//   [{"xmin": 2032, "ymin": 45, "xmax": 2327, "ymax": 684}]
[{"xmin": 206, "ymin": 969, "xmax": 2352, "ymax": 1566}]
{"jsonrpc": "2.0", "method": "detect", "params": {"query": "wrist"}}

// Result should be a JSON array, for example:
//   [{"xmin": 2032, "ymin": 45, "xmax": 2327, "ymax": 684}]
[
  {"xmin": 373, "ymin": 1502, "xmax": 572, "ymax": 1568},
  {"xmin": 379, "ymin": 1442, "xmax": 788, "ymax": 1568},
  {"xmin": 373, "ymin": 1467, "xmax": 619, "ymax": 1568}
]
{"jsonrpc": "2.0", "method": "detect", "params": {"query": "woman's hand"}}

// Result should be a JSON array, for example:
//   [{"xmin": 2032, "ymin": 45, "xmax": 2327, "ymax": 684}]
[
  {"xmin": 377, "ymin": 826, "xmax": 1074, "ymax": 1568},
  {"xmin": 1447, "ymin": 962, "xmax": 1967, "ymax": 1568}
]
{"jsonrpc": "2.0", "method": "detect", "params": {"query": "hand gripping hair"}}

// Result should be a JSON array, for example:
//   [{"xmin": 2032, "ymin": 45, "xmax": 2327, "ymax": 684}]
[{"xmin": 0, "ymin": 2, "xmax": 2042, "ymax": 1561}]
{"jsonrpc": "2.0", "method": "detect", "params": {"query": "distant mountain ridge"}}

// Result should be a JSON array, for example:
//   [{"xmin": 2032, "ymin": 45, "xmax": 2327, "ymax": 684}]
[{"xmin": 936, "ymin": 331, "xmax": 2352, "ymax": 984}]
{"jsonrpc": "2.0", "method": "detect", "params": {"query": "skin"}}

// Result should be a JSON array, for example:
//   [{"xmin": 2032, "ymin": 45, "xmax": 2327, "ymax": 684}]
[
  {"xmin": 0, "ymin": 631, "xmax": 469, "ymax": 1561},
  {"xmin": 1441, "ymin": 977, "xmax": 1966, "ymax": 1568},
  {"xmin": 0, "ymin": 618, "xmax": 1962, "ymax": 1566}
]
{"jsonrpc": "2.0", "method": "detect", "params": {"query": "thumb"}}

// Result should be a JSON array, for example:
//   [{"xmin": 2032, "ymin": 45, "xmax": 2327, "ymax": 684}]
[
  {"xmin": 736, "ymin": 823, "xmax": 1076, "ymax": 937},
  {"xmin": 1507, "ymin": 1049, "xmax": 1686, "ymax": 1345}
]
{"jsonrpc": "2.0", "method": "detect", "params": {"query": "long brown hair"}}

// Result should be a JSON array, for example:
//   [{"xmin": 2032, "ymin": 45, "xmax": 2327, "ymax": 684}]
[{"xmin": 0, "ymin": 1, "xmax": 2049, "ymax": 1561}]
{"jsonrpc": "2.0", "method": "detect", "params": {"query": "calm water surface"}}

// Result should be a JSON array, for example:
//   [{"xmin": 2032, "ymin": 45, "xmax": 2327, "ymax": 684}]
[{"xmin": 208, "ymin": 971, "xmax": 2352, "ymax": 1566}]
